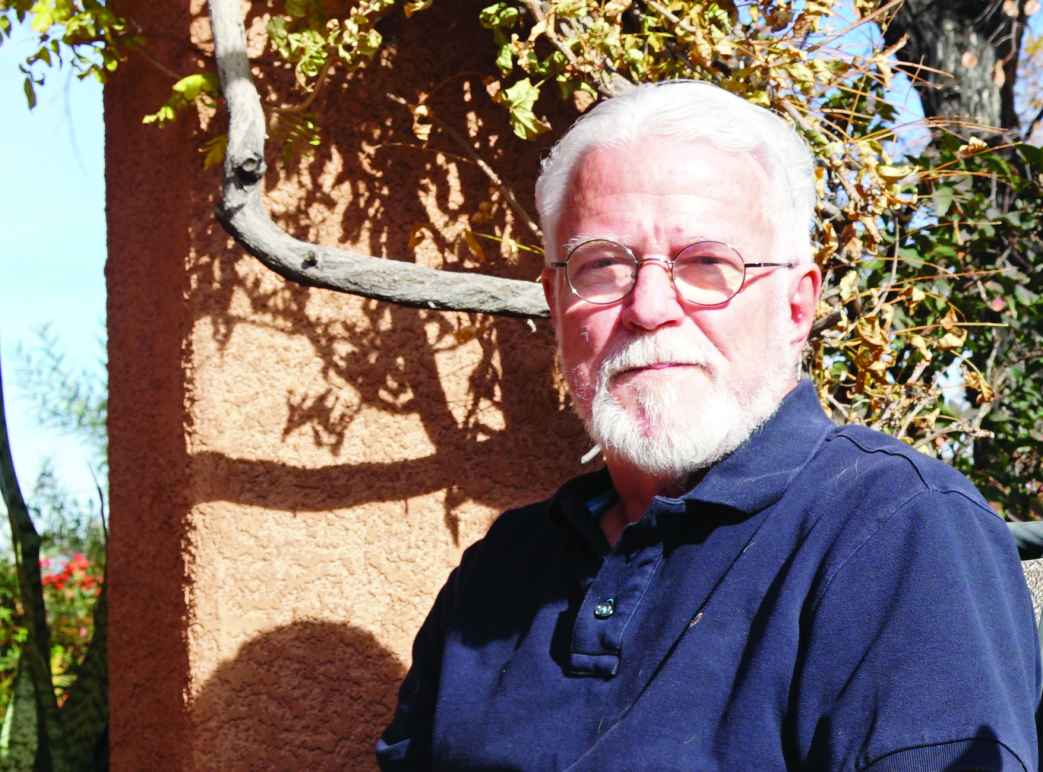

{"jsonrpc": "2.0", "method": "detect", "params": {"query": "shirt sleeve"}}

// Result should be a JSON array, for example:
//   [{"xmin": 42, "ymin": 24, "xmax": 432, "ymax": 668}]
[
  {"xmin": 797, "ymin": 488, "xmax": 1041, "ymax": 771},
  {"xmin": 375, "ymin": 565, "xmax": 458, "ymax": 770},
  {"xmin": 1008, "ymin": 522, "xmax": 1043, "ymax": 562}
]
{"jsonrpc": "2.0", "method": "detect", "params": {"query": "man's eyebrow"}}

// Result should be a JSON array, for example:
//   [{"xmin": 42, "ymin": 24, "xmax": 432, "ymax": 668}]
[{"xmin": 559, "ymin": 233, "xmax": 626, "ymax": 255}]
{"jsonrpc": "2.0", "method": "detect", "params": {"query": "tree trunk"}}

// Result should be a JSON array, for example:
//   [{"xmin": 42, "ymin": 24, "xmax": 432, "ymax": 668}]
[{"xmin": 884, "ymin": 0, "xmax": 1028, "ymax": 131}]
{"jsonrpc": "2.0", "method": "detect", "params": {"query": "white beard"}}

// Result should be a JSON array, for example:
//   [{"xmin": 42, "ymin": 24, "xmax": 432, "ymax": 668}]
[{"xmin": 573, "ymin": 318, "xmax": 794, "ymax": 481}]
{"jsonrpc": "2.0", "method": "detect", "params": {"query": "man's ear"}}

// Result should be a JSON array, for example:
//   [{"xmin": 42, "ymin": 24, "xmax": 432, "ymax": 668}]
[
  {"xmin": 788, "ymin": 263, "xmax": 822, "ymax": 345},
  {"xmin": 541, "ymin": 267, "xmax": 558, "ymax": 325}
]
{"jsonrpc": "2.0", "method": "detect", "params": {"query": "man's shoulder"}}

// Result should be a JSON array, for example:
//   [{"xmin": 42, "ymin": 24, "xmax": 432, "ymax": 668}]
[
  {"xmin": 812, "ymin": 423, "xmax": 991, "ymax": 512},
  {"xmin": 483, "ymin": 496, "xmax": 559, "ymax": 545},
  {"xmin": 796, "ymin": 423, "xmax": 1009, "ymax": 574}
]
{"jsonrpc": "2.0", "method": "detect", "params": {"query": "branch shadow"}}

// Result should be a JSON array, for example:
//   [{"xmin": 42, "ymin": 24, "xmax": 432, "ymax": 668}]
[
  {"xmin": 191, "ymin": 621, "xmax": 405, "ymax": 770},
  {"xmin": 185, "ymin": 0, "xmax": 589, "ymax": 539}
]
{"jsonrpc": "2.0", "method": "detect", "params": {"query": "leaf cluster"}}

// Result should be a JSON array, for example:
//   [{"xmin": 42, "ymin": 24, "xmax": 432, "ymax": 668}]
[{"xmin": 1, "ymin": 0, "xmax": 138, "ymax": 109}]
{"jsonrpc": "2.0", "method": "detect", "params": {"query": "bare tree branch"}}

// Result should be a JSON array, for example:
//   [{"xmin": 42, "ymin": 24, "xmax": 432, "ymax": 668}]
[{"xmin": 207, "ymin": 0, "xmax": 550, "ymax": 319}]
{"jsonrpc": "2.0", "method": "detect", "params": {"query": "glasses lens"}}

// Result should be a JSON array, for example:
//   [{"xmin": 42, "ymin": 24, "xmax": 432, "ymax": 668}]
[
  {"xmin": 566, "ymin": 240, "xmax": 635, "ymax": 303},
  {"xmin": 673, "ymin": 242, "xmax": 745, "ymax": 304}
]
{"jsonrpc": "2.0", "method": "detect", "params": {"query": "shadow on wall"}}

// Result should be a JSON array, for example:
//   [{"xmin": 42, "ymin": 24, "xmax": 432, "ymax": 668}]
[
  {"xmin": 183, "ymin": 0, "xmax": 589, "ymax": 541},
  {"xmin": 191, "ymin": 621, "xmax": 405, "ymax": 770}
]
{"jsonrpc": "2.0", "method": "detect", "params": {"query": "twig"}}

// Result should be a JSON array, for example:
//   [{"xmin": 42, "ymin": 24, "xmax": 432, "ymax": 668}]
[
  {"xmin": 808, "ymin": 0, "xmax": 905, "ymax": 54},
  {"xmin": 127, "ymin": 39, "xmax": 184, "ymax": 82},
  {"xmin": 643, "ymin": 0, "xmax": 693, "ymax": 34},
  {"xmin": 811, "ymin": 309, "xmax": 843, "ymax": 337},
  {"xmin": 518, "ymin": 0, "xmax": 629, "ymax": 98},
  {"xmin": 387, "ymin": 92, "xmax": 543, "ymax": 242},
  {"xmin": 913, "ymin": 420, "xmax": 992, "ymax": 451},
  {"xmin": 779, "ymin": 99, "xmax": 863, "ymax": 207},
  {"xmin": 89, "ymin": 464, "xmax": 108, "ymax": 546},
  {"xmin": 1024, "ymin": 104, "xmax": 1043, "ymax": 142},
  {"xmin": 274, "ymin": 48, "xmax": 336, "ymax": 115}
]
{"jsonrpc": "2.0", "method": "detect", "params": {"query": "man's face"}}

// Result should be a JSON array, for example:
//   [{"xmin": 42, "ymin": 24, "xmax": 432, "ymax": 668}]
[{"xmin": 542, "ymin": 139, "xmax": 819, "ymax": 479}]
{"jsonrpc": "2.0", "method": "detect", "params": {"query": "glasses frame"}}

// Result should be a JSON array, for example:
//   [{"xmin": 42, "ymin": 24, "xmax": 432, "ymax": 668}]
[{"xmin": 549, "ymin": 238, "xmax": 797, "ymax": 306}]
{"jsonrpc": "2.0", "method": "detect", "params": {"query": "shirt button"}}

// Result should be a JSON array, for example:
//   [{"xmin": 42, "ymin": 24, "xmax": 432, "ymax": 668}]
[{"xmin": 593, "ymin": 598, "xmax": 616, "ymax": 619}]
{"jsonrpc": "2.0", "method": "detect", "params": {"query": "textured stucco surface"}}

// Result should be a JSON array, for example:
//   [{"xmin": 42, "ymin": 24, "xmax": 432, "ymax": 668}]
[{"xmin": 107, "ymin": 0, "xmax": 587, "ymax": 768}]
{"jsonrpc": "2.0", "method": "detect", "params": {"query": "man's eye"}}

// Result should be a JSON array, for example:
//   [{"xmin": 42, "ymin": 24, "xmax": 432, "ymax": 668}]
[{"xmin": 575, "ymin": 256, "xmax": 630, "ymax": 274}]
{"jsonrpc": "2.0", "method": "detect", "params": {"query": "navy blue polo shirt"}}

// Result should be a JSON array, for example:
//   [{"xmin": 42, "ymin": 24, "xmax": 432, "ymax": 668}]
[{"xmin": 377, "ymin": 381, "xmax": 1040, "ymax": 770}]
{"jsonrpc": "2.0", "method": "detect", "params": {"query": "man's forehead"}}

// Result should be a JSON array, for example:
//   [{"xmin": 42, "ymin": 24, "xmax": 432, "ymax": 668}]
[{"xmin": 558, "ymin": 143, "xmax": 774, "ymax": 252}]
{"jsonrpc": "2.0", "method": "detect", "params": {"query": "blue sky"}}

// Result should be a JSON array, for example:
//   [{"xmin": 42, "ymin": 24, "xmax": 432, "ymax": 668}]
[{"xmin": 0, "ymin": 24, "xmax": 107, "ymax": 517}]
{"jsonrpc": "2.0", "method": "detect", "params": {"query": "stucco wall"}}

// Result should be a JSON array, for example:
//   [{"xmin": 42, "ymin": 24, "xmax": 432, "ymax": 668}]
[
  {"xmin": 105, "ymin": 3, "xmax": 1043, "ymax": 768},
  {"xmin": 106, "ymin": 1, "xmax": 587, "ymax": 768}
]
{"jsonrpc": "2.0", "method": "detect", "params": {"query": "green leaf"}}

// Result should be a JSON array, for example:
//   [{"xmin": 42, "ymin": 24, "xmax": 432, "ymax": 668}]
[
  {"xmin": 29, "ymin": 0, "xmax": 53, "ymax": 32},
  {"xmin": 480, "ymin": 2, "xmax": 520, "ymax": 30},
  {"xmin": 933, "ymin": 186, "xmax": 954, "ymax": 218},
  {"xmin": 22, "ymin": 77, "xmax": 36, "ymax": 110},
  {"xmin": 1014, "ymin": 285, "xmax": 1038, "ymax": 306},
  {"xmin": 171, "ymin": 72, "xmax": 217, "ymax": 102},
  {"xmin": 495, "ymin": 42, "xmax": 512, "ymax": 75},
  {"xmin": 501, "ymin": 77, "xmax": 550, "ymax": 140}
]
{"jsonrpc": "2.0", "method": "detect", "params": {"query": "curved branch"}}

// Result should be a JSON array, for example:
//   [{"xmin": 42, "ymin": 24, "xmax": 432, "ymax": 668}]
[{"xmin": 206, "ymin": 0, "xmax": 550, "ymax": 319}]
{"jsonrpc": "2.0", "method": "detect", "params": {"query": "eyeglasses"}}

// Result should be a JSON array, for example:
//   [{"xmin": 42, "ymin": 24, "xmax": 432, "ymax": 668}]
[{"xmin": 549, "ymin": 239, "xmax": 796, "ymax": 306}]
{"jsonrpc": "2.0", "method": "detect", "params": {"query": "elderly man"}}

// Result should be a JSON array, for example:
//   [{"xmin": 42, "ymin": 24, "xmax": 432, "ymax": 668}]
[{"xmin": 377, "ymin": 82, "xmax": 1039, "ymax": 770}]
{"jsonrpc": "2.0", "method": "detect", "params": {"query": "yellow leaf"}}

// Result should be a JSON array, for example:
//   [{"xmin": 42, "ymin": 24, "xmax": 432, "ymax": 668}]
[
  {"xmin": 462, "ymin": 230, "xmax": 486, "ymax": 261},
  {"xmin": 404, "ymin": 0, "xmax": 433, "ymax": 18},
  {"xmin": 877, "ymin": 164, "xmax": 914, "ymax": 183},
  {"xmin": 839, "ymin": 270, "xmax": 859, "ymax": 303},
  {"xmin": 867, "ymin": 357, "xmax": 889, "ymax": 375},
  {"xmin": 955, "ymin": 136, "xmax": 988, "ymax": 159},
  {"xmin": 201, "ymin": 133, "xmax": 228, "ymax": 170},
  {"xmin": 908, "ymin": 333, "xmax": 932, "ymax": 361},
  {"xmin": 964, "ymin": 369, "xmax": 995, "ymax": 403},
  {"xmin": 855, "ymin": 318, "xmax": 887, "ymax": 347},
  {"xmin": 938, "ymin": 328, "xmax": 967, "ymax": 351}
]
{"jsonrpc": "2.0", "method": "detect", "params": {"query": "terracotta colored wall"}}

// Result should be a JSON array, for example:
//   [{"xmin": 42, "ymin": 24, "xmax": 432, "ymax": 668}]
[{"xmin": 106, "ymin": 1, "xmax": 587, "ymax": 768}]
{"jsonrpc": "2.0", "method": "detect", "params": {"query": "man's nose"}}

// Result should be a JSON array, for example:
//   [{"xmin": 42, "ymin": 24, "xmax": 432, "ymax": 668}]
[{"xmin": 620, "ymin": 258, "xmax": 685, "ymax": 331}]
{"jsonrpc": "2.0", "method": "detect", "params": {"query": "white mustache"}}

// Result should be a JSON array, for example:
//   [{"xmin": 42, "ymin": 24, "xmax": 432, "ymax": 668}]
[{"xmin": 599, "ymin": 334, "xmax": 713, "ymax": 381}]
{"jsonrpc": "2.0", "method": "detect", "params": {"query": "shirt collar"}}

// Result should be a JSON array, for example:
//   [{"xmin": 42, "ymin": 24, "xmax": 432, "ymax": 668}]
[
  {"xmin": 680, "ymin": 379, "xmax": 834, "ymax": 514},
  {"xmin": 548, "ymin": 466, "xmax": 615, "ymax": 553},
  {"xmin": 549, "ymin": 380, "xmax": 834, "ymax": 532}
]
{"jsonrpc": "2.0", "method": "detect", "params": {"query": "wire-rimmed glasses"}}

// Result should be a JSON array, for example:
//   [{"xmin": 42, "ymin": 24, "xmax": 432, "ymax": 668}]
[{"xmin": 549, "ymin": 239, "xmax": 796, "ymax": 306}]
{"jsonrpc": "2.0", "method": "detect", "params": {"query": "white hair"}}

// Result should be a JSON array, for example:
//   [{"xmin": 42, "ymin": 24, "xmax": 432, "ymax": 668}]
[{"xmin": 535, "ymin": 81, "xmax": 817, "ymax": 266}]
